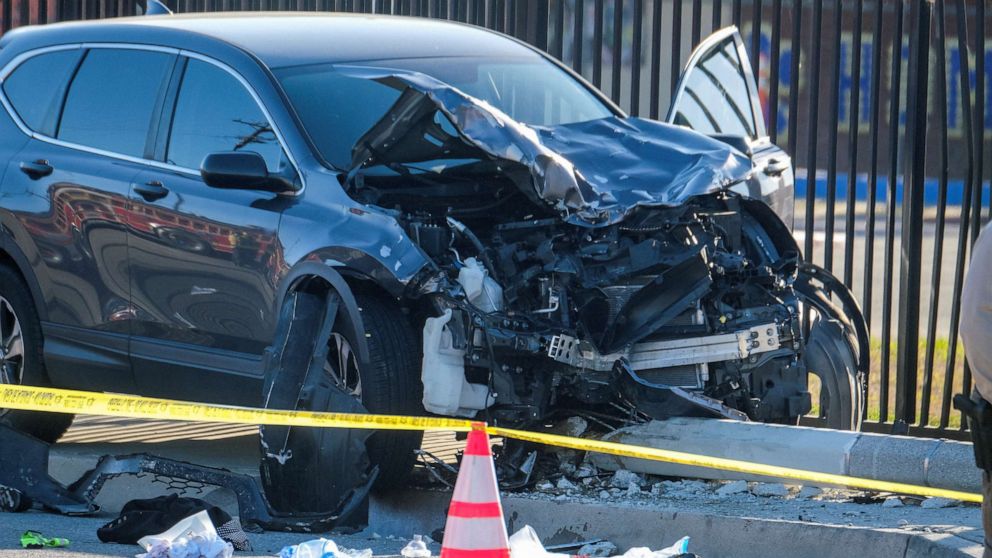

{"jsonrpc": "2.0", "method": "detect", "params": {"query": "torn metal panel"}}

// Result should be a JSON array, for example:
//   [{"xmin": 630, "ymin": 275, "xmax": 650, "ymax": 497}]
[{"xmin": 341, "ymin": 66, "xmax": 752, "ymax": 226}]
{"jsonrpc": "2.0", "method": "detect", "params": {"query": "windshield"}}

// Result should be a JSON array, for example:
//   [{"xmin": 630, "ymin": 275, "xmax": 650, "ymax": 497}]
[{"xmin": 275, "ymin": 56, "xmax": 614, "ymax": 169}]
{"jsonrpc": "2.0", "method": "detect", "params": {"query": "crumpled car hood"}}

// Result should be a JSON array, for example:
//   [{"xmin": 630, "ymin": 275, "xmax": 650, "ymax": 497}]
[{"xmin": 343, "ymin": 66, "xmax": 753, "ymax": 226}]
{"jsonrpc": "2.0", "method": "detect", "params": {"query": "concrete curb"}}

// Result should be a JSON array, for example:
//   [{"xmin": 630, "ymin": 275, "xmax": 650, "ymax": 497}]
[
  {"xmin": 370, "ymin": 490, "xmax": 982, "ymax": 558},
  {"xmin": 585, "ymin": 419, "xmax": 980, "ymax": 493}
]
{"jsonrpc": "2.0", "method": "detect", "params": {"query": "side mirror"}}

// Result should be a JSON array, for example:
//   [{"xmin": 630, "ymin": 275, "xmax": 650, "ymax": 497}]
[{"xmin": 200, "ymin": 152, "xmax": 298, "ymax": 193}]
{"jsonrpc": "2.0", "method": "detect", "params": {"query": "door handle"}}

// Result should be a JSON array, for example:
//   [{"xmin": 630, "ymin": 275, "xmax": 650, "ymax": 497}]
[
  {"xmin": 134, "ymin": 180, "xmax": 169, "ymax": 201},
  {"xmin": 764, "ymin": 158, "xmax": 790, "ymax": 177},
  {"xmin": 19, "ymin": 160, "xmax": 53, "ymax": 179}
]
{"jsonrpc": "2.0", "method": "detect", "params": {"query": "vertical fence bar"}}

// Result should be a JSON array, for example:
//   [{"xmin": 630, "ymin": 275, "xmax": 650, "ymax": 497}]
[
  {"xmin": 938, "ymin": 0, "xmax": 982, "ymax": 429},
  {"xmin": 879, "ymin": 0, "xmax": 906, "ymax": 423},
  {"xmin": 920, "ymin": 0, "xmax": 949, "ymax": 427},
  {"xmin": 691, "ymin": 0, "xmax": 701, "ymax": 47},
  {"xmin": 572, "ymin": 0, "xmax": 584, "ymax": 73},
  {"xmin": 823, "ymin": 0, "xmax": 843, "ymax": 272},
  {"xmin": 971, "ymin": 0, "xmax": 986, "ymax": 244},
  {"xmin": 712, "ymin": 0, "xmax": 721, "ymax": 30},
  {"xmin": 844, "ymin": 0, "xmax": 864, "ymax": 288},
  {"xmin": 749, "ymin": 0, "xmax": 761, "ymax": 77},
  {"xmin": 670, "ymin": 0, "xmax": 683, "ymax": 96},
  {"xmin": 610, "ymin": 0, "xmax": 623, "ymax": 104},
  {"xmin": 786, "ymin": 0, "xmax": 802, "ymax": 168},
  {"xmin": 894, "ymin": 0, "xmax": 931, "ymax": 426},
  {"xmin": 552, "ymin": 0, "xmax": 564, "ymax": 59},
  {"xmin": 630, "ymin": 0, "xmax": 642, "ymax": 115},
  {"xmin": 649, "ymin": 0, "xmax": 664, "ymax": 119},
  {"xmin": 732, "ymin": 0, "xmax": 741, "ymax": 27},
  {"xmin": 768, "ymin": 0, "xmax": 782, "ymax": 141},
  {"xmin": 592, "ymin": 0, "xmax": 603, "ymax": 87},
  {"xmin": 862, "ymin": 0, "xmax": 884, "ymax": 336},
  {"xmin": 802, "ymin": 0, "xmax": 822, "ymax": 264}
]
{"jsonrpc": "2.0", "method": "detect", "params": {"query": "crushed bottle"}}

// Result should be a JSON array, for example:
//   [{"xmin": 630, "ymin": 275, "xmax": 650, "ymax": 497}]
[{"xmin": 400, "ymin": 535, "xmax": 432, "ymax": 558}]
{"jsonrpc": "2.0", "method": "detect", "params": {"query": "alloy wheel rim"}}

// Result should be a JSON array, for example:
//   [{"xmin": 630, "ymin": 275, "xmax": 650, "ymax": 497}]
[
  {"xmin": 0, "ymin": 297, "xmax": 24, "ymax": 417},
  {"xmin": 324, "ymin": 332, "xmax": 362, "ymax": 399}
]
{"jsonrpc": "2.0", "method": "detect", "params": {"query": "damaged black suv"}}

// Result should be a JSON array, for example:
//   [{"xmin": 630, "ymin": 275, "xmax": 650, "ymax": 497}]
[{"xmin": 0, "ymin": 13, "xmax": 867, "ymax": 504}]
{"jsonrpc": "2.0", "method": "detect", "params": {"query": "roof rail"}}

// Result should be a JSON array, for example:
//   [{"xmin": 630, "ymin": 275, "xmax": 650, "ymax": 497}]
[{"xmin": 146, "ymin": 0, "xmax": 173, "ymax": 15}]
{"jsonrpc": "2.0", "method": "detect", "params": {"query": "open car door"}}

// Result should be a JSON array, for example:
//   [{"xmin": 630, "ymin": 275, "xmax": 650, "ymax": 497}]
[{"xmin": 667, "ymin": 27, "xmax": 795, "ymax": 228}]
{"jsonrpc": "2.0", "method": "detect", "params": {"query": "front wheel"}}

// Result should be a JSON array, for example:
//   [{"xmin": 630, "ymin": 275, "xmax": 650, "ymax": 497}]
[
  {"xmin": 327, "ymin": 294, "xmax": 423, "ymax": 489},
  {"xmin": 806, "ymin": 317, "xmax": 864, "ymax": 431}
]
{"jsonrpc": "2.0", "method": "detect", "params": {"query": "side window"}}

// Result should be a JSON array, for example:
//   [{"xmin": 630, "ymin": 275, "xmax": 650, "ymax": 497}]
[
  {"xmin": 166, "ymin": 59, "xmax": 285, "ymax": 172},
  {"xmin": 2, "ymin": 49, "xmax": 82, "ymax": 136},
  {"xmin": 670, "ymin": 37, "xmax": 758, "ymax": 139},
  {"xmin": 58, "ymin": 49, "xmax": 174, "ymax": 157}
]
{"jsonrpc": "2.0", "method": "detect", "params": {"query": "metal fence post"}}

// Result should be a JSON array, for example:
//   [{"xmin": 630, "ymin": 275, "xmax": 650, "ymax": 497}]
[{"xmin": 895, "ymin": 0, "xmax": 933, "ymax": 425}]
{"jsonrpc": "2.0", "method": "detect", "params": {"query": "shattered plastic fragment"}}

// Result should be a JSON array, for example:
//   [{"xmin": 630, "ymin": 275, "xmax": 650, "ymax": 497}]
[{"xmin": 278, "ymin": 538, "xmax": 372, "ymax": 558}]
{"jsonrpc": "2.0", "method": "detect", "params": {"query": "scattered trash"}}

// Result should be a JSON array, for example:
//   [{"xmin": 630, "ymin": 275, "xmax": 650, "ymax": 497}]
[
  {"xmin": 619, "ymin": 537, "xmax": 692, "ymax": 557},
  {"xmin": 20, "ymin": 531, "xmax": 70, "ymax": 549},
  {"xmin": 278, "ymin": 539, "xmax": 372, "ymax": 558},
  {"xmin": 399, "ymin": 534, "xmax": 432, "ymax": 557},
  {"xmin": 98, "ymin": 494, "xmax": 251, "ymax": 551},
  {"xmin": 797, "ymin": 486, "xmax": 823, "ymax": 499},
  {"xmin": 136, "ymin": 511, "xmax": 233, "ymax": 558},
  {"xmin": 509, "ymin": 525, "xmax": 692, "ymax": 558},
  {"xmin": 578, "ymin": 540, "xmax": 618, "ymax": 556}
]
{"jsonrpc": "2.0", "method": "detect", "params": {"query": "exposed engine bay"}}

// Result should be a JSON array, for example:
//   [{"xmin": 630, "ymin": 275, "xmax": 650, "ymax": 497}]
[{"xmin": 341, "ymin": 67, "xmax": 869, "ymax": 432}]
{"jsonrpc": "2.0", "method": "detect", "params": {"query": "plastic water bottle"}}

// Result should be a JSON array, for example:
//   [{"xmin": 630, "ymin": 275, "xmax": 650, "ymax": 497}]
[{"xmin": 400, "ymin": 535, "xmax": 432, "ymax": 558}]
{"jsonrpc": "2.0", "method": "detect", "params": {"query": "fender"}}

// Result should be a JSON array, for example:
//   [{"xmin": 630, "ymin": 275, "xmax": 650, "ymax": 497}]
[
  {"xmin": 0, "ymin": 220, "xmax": 48, "ymax": 321},
  {"xmin": 275, "ymin": 262, "xmax": 370, "ymax": 367}
]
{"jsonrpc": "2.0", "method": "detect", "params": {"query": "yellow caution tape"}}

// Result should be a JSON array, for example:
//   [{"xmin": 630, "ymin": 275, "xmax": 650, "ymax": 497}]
[{"xmin": 0, "ymin": 385, "xmax": 982, "ymax": 503}]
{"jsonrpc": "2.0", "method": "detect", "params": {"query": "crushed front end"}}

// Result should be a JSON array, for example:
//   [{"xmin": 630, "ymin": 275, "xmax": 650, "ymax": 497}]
[{"xmin": 341, "ymin": 67, "xmax": 868, "ymax": 431}]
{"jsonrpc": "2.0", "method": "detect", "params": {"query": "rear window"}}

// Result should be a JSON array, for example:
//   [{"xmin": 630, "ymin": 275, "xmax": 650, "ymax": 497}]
[
  {"xmin": 2, "ymin": 49, "xmax": 82, "ymax": 135},
  {"xmin": 57, "ymin": 49, "xmax": 174, "ymax": 158}
]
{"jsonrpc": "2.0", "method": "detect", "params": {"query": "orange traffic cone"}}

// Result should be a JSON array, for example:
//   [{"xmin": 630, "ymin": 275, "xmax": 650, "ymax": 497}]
[{"xmin": 439, "ymin": 423, "xmax": 510, "ymax": 558}]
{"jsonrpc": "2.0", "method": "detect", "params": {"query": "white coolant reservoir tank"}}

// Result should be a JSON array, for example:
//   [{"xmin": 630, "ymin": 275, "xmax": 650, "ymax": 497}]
[
  {"xmin": 421, "ymin": 309, "xmax": 493, "ymax": 417},
  {"xmin": 457, "ymin": 257, "xmax": 503, "ymax": 313}
]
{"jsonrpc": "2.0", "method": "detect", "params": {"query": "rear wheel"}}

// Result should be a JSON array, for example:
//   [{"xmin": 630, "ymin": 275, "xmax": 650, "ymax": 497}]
[
  {"xmin": 0, "ymin": 265, "xmax": 73, "ymax": 442},
  {"xmin": 327, "ymin": 294, "xmax": 423, "ymax": 489}
]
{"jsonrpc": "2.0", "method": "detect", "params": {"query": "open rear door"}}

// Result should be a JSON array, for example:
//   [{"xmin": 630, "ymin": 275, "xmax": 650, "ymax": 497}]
[{"xmin": 667, "ymin": 27, "xmax": 794, "ymax": 228}]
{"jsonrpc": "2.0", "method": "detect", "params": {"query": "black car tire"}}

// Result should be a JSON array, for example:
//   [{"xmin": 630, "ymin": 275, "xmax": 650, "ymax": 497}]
[
  {"xmin": 805, "ymin": 316, "xmax": 863, "ymax": 431},
  {"xmin": 348, "ymin": 294, "xmax": 423, "ymax": 489},
  {"xmin": 0, "ymin": 264, "xmax": 74, "ymax": 441}
]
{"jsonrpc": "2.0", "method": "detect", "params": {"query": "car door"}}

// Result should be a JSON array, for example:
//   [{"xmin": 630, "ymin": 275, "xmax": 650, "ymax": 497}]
[
  {"xmin": 666, "ymin": 27, "xmax": 795, "ymax": 228},
  {"xmin": 0, "ymin": 46, "xmax": 177, "ymax": 392},
  {"xmin": 127, "ymin": 55, "xmax": 292, "ymax": 403}
]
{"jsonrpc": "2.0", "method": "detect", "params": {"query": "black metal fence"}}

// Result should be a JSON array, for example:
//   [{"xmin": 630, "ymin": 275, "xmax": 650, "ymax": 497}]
[{"xmin": 2, "ymin": 0, "xmax": 991, "ymax": 440}]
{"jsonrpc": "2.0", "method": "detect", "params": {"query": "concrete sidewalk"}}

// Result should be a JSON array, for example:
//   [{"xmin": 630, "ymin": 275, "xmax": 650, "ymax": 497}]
[{"xmin": 10, "ymin": 416, "xmax": 986, "ymax": 557}]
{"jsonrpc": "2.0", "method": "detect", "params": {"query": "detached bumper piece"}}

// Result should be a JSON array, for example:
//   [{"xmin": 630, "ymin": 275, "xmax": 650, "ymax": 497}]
[
  {"xmin": 615, "ymin": 359, "xmax": 749, "ymax": 421},
  {"xmin": 0, "ymin": 424, "xmax": 94, "ymax": 515}
]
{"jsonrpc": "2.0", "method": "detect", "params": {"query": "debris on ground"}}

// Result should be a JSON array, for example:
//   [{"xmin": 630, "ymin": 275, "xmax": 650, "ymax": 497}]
[
  {"xmin": 136, "ymin": 511, "xmax": 233, "ymax": 558},
  {"xmin": 278, "ymin": 538, "xmax": 373, "ymax": 558},
  {"xmin": 882, "ymin": 496, "xmax": 905, "ymax": 508},
  {"xmin": 715, "ymin": 480, "xmax": 748, "ymax": 496},
  {"xmin": 920, "ymin": 497, "xmax": 961, "ymax": 509},
  {"xmin": 399, "ymin": 535, "xmax": 432, "ymax": 557},
  {"xmin": 19, "ymin": 531, "xmax": 70, "ymax": 549},
  {"xmin": 750, "ymin": 483, "xmax": 790, "ymax": 498},
  {"xmin": 508, "ymin": 525, "xmax": 692, "ymax": 558}
]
